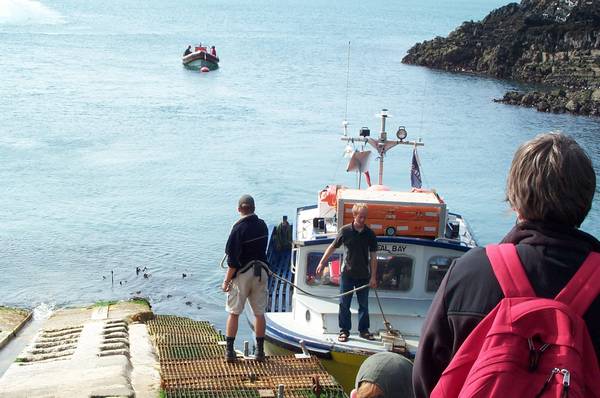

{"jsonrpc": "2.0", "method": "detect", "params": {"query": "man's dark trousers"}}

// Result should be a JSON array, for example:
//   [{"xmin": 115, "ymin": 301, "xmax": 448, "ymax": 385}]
[{"xmin": 339, "ymin": 275, "xmax": 370, "ymax": 332}]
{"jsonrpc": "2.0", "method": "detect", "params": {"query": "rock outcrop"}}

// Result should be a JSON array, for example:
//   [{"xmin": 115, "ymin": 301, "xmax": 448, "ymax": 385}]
[{"xmin": 402, "ymin": 0, "xmax": 600, "ymax": 116}]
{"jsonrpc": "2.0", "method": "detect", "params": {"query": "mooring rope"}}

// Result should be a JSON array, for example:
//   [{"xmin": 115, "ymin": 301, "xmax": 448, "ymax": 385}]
[{"xmin": 220, "ymin": 254, "xmax": 373, "ymax": 299}]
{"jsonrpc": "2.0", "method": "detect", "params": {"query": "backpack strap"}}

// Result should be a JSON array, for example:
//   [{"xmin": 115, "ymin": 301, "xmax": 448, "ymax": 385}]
[
  {"xmin": 486, "ymin": 244, "xmax": 536, "ymax": 298},
  {"xmin": 555, "ymin": 251, "xmax": 600, "ymax": 316}
]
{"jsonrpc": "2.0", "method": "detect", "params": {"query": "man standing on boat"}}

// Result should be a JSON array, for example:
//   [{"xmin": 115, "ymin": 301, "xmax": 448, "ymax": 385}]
[
  {"xmin": 317, "ymin": 203, "xmax": 378, "ymax": 342},
  {"xmin": 222, "ymin": 194, "xmax": 269, "ymax": 362},
  {"xmin": 273, "ymin": 215, "xmax": 292, "ymax": 252}
]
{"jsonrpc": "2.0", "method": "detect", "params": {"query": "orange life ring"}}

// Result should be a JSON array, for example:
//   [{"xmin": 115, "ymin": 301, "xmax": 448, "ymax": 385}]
[{"xmin": 319, "ymin": 185, "xmax": 337, "ymax": 207}]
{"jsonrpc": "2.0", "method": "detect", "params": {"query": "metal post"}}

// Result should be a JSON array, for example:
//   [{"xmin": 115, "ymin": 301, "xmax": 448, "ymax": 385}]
[
  {"xmin": 379, "ymin": 110, "xmax": 388, "ymax": 185},
  {"xmin": 299, "ymin": 340, "xmax": 310, "ymax": 356},
  {"xmin": 243, "ymin": 340, "xmax": 249, "ymax": 356},
  {"xmin": 277, "ymin": 384, "xmax": 285, "ymax": 398}
]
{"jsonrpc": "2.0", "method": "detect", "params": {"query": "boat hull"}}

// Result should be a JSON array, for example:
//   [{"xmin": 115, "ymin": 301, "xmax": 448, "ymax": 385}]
[
  {"xmin": 263, "ymin": 236, "xmax": 468, "ymax": 355},
  {"xmin": 182, "ymin": 51, "xmax": 219, "ymax": 70}
]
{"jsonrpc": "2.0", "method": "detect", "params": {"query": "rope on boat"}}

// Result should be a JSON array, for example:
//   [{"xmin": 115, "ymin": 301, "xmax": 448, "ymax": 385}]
[
  {"xmin": 219, "ymin": 254, "xmax": 404, "ymax": 344},
  {"xmin": 268, "ymin": 268, "xmax": 369, "ymax": 298},
  {"xmin": 373, "ymin": 287, "xmax": 396, "ymax": 335},
  {"xmin": 219, "ymin": 254, "xmax": 372, "ymax": 299}
]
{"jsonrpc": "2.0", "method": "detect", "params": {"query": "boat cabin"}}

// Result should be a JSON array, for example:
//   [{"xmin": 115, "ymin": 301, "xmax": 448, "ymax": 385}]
[{"xmin": 280, "ymin": 186, "xmax": 476, "ymax": 352}]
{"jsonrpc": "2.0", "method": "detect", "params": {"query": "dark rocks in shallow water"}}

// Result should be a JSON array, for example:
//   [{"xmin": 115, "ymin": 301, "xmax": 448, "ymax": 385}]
[
  {"xmin": 494, "ymin": 88, "xmax": 600, "ymax": 116},
  {"xmin": 403, "ymin": 0, "xmax": 600, "ymax": 116}
]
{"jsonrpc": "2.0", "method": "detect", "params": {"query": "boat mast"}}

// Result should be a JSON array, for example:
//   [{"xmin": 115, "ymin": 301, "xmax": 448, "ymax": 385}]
[{"xmin": 340, "ymin": 109, "xmax": 424, "ymax": 185}]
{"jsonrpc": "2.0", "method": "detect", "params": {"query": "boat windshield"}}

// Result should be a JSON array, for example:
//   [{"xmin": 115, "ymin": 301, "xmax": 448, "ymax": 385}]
[
  {"xmin": 376, "ymin": 255, "xmax": 414, "ymax": 291},
  {"xmin": 305, "ymin": 251, "xmax": 414, "ymax": 291},
  {"xmin": 426, "ymin": 255, "xmax": 458, "ymax": 292},
  {"xmin": 306, "ymin": 252, "xmax": 342, "ymax": 287}
]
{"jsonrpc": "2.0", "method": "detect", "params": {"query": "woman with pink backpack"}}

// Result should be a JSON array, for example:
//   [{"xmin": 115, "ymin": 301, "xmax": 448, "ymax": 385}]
[{"xmin": 413, "ymin": 132, "xmax": 600, "ymax": 398}]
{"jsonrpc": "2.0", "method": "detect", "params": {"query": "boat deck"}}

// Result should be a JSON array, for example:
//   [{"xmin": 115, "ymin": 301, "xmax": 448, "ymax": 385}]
[{"xmin": 266, "ymin": 232, "xmax": 293, "ymax": 313}]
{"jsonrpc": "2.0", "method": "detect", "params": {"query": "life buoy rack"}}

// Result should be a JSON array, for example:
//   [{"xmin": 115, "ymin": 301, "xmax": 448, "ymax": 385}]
[{"xmin": 319, "ymin": 185, "xmax": 338, "ymax": 207}]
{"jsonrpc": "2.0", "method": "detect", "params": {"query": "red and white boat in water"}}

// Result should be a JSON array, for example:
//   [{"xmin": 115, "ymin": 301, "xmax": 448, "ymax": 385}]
[{"xmin": 182, "ymin": 45, "xmax": 219, "ymax": 71}]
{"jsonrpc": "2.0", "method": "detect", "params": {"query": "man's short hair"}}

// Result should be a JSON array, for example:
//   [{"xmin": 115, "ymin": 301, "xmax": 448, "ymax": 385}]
[
  {"xmin": 352, "ymin": 203, "xmax": 368, "ymax": 215},
  {"xmin": 506, "ymin": 132, "xmax": 595, "ymax": 227},
  {"xmin": 238, "ymin": 194, "xmax": 255, "ymax": 213}
]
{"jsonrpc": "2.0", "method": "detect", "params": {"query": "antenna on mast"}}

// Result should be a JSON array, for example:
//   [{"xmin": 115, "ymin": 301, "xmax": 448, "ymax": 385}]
[
  {"xmin": 342, "ymin": 41, "xmax": 350, "ymax": 136},
  {"xmin": 341, "ymin": 108, "xmax": 424, "ymax": 185}
]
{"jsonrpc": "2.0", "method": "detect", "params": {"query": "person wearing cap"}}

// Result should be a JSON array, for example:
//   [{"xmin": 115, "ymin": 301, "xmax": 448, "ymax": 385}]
[
  {"xmin": 351, "ymin": 352, "xmax": 415, "ymax": 398},
  {"xmin": 222, "ymin": 194, "xmax": 269, "ymax": 362}
]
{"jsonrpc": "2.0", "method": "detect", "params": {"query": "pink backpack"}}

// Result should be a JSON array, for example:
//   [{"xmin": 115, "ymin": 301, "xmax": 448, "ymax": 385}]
[{"xmin": 431, "ymin": 243, "xmax": 600, "ymax": 398}]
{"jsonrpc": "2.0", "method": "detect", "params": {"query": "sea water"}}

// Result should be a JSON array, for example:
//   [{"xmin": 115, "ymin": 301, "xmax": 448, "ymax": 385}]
[{"xmin": 1, "ymin": 0, "xmax": 599, "ymax": 346}]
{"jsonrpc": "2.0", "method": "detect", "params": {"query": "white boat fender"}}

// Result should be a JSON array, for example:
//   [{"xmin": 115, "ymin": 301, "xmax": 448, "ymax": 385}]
[{"xmin": 200, "ymin": 67, "xmax": 210, "ymax": 72}]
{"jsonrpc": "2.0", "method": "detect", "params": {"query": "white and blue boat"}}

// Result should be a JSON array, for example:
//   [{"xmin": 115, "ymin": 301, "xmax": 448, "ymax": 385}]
[{"xmin": 254, "ymin": 109, "xmax": 477, "ymax": 389}]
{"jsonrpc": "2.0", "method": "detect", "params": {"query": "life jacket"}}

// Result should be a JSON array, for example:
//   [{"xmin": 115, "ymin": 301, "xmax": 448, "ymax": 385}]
[{"xmin": 431, "ymin": 243, "xmax": 600, "ymax": 398}]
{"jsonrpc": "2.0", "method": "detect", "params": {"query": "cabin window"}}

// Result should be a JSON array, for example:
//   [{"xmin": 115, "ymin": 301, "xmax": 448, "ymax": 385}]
[
  {"xmin": 426, "ymin": 256, "xmax": 458, "ymax": 292},
  {"xmin": 305, "ymin": 251, "xmax": 342, "ymax": 287},
  {"xmin": 376, "ymin": 255, "xmax": 414, "ymax": 291}
]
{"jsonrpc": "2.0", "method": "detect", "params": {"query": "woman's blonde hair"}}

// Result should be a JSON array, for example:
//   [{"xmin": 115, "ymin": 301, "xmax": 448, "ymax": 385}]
[
  {"xmin": 356, "ymin": 381, "xmax": 384, "ymax": 398},
  {"xmin": 506, "ymin": 132, "xmax": 595, "ymax": 227}
]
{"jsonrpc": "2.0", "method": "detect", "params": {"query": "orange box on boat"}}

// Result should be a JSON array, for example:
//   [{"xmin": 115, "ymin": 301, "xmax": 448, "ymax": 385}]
[
  {"xmin": 368, "ymin": 220, "xmax": 440, "ymax": 238},
  {"xmin": 336, "ymin": 189, "xmax": 446, "ymax": 238}
]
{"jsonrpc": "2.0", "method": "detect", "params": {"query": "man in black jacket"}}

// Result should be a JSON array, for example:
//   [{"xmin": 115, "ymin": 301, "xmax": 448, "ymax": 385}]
[
  {"xmin": 413, "ymin": 132, "xmax": 600, "ymax": 397},
  {"xmin": 222, "ymin": 194, "xmax": 269, "ymax": 362}
]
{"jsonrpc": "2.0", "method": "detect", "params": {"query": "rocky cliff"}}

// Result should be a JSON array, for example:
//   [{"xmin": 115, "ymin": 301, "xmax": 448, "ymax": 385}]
[{"xmin": 402, "ymin": 0, "xmax": 600, "ymax": 116}]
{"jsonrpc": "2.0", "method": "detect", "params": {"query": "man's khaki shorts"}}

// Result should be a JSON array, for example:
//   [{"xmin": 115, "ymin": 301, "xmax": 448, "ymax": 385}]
[{"xmin": 226, "ymin": 268, "xmax": 268, "ymax": 315}]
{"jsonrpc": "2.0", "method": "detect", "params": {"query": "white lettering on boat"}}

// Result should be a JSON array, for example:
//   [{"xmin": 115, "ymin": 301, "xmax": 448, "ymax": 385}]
[{"xmin": 377, "ymin": 243, "xmax": 408, "ymax": 253}]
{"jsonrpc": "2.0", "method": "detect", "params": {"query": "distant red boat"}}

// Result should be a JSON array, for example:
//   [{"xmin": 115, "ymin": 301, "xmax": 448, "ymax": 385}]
[{"xmin": 182, "ymin": 46, "xmax": 219, "ymax": 71}]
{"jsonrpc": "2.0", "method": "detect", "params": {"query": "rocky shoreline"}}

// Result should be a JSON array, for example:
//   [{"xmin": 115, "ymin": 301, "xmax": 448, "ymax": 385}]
[{"xmin": 402, "ymin": 0, "xmax": 600, "ymax": 117}]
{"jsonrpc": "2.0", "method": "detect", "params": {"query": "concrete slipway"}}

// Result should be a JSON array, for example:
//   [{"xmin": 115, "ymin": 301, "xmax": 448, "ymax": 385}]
[{"xmin": 0, "ymin": 301, "xmax": 347, "ymax": 398}]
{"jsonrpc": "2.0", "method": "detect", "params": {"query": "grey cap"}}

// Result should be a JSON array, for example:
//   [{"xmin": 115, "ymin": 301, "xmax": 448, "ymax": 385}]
[
  {"xmin": 355, "ymin": 352, "xmax": 414, "ymax": 398},
  {"xmin": 238, "ymin": 194, "xmax": 255, "ymax": 209}
]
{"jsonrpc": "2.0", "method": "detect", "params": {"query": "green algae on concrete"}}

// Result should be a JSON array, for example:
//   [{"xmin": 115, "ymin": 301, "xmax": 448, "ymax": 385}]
[
  {"xmin": 0, "ymin": 299, "xmax": 160, "ymax": 398},
  {"xmin": 0, "ymin": 306, "xmax": 32, "ymax": 350}
]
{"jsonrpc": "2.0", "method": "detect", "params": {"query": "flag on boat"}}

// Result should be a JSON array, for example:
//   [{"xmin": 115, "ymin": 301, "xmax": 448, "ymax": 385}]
[
  {"xmin": 346, "ymin": 150, "xmax": 371, "ymax": 173},
  {"xmin": 411, "ymin": 146, "xmax": 422, "ymax": 188}
]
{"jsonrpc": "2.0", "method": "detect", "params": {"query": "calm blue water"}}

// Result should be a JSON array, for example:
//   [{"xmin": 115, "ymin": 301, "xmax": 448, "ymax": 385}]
[{"xmin": 1, "ymin": 0, "xmax": 599, "ymax": 342}]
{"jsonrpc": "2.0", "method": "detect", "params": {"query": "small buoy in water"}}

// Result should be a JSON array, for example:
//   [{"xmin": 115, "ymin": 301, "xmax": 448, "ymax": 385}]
[{"xmin": 200, "ymin": 67, "xmax": 210, "ymax": 73}]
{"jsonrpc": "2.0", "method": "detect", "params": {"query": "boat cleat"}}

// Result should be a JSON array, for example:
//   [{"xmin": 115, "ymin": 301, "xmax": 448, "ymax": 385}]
[{"xmin": 379, "ymin": 329, "xmax": 407, "ymax": 354}]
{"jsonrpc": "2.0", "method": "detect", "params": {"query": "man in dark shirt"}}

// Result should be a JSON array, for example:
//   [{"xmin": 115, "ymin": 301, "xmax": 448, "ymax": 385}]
[
  {"xmin": 317, "ymin": 203, "xmax": 378, "ymax": 342},
  {"xmin": 222, "ymin": 194, "xmax": 269, "ymax": 362},
  {"xmin": 183, "ymin": 45, "xmax": 192, "ymax": 56}
]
